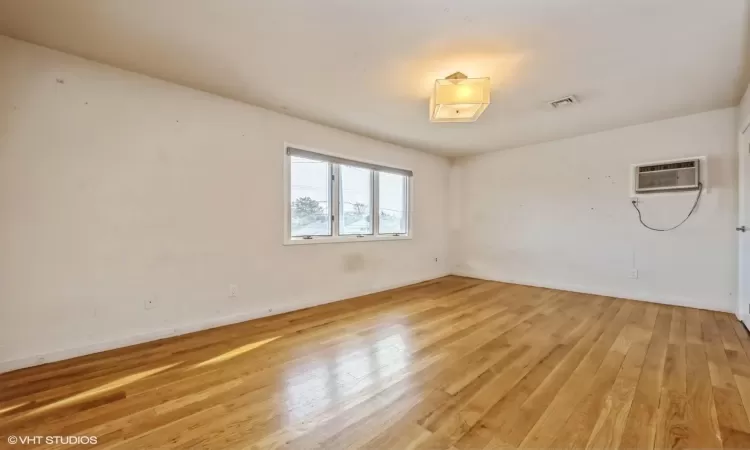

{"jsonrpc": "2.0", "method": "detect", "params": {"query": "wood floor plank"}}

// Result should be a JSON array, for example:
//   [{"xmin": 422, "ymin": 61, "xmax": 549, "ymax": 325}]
[
  {"xmin": 730, "ymin": 319, "xmax": 750, "ymax": 362},
  {"xmin": 652, "ymin": 307, "xmax": 690, "ymax": 450},
  {"xmin": 619, "ymin": 306, "xmax": 673, "ymax": 449},
  {"xmin": 684, "ymin": 311, "xmax": 723, "ymax": 449},
  {"xmin": 584, "ymin": 304, "xmax": 658, "ymax": 450},
  {"xmin": 0, "ymin": 276, "xmax": 747, "ymax": 449},
  {"xmin": 517, "ymin": 301, "xmax": 636, "ymax": 448},
  {"xmin": 454, "ymin": 295, "xmax": 609, "ymax": 450},
  {"xmin": 547, "ymin": 305, "xmax": 650, "ymax": 449},
  {"xmin": 701, "ymin": 310, "xmax": 750, "ymax": 438},
  {"xmin": 480, "ymin": 300, "xmax": 623, "ymax": 447}
]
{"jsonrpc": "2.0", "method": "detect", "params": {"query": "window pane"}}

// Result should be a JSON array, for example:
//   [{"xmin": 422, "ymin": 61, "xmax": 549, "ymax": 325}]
[
  {"xmin": 290, "ymin": 156, "xmax": 331, "ymax": 237},
  {"xmin": 379, "ymin": 172, "xmax": 407, "ymax": 234},
  {"xmin": 339, "ymin": 165, "xmax": 373, "ymax": 235}
]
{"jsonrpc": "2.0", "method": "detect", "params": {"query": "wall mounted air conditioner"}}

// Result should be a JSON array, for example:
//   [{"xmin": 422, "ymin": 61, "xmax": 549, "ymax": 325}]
[{"xmin": 633, "ymin": 158, "xmax": 701, "ymax": 194}]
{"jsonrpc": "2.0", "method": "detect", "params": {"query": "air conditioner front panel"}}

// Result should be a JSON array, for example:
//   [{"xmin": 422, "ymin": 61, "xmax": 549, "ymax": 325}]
[{"xmin": 634, "ymin": 159, "xmax": 700, "ymax": 194}]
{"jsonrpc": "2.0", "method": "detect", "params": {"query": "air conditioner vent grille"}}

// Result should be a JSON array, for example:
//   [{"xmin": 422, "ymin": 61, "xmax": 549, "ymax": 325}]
[
  {"xmin": 548, "ymin": 96, "xmax": 578, "ymax": 108},
  {"xmin": 639, "ymin": 161, "xmax": 696, "ymax": 173}
]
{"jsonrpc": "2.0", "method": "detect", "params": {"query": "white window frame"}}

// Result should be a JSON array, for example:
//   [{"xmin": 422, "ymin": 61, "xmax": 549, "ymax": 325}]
[{"xmin": 283, "ymin": 143, "xmax": 412, "ymax": 245}]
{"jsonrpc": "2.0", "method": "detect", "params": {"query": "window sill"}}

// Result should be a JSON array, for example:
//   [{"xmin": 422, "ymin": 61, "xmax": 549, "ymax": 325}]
[{"xmin": 284, "ymin": 234, "xmax": 411, "ymax": 246}]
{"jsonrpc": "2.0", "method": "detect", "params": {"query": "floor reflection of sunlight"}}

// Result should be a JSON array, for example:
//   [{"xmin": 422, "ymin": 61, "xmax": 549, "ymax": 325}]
[
  {"xmin": 336, "ymin": 349, "xmax": 372, "ymax": 381},
  {"xmin": 334, "ymin": 335, "xmax": 412, "ymax": 395},
  {"xmin": 375, "ymin": 335, "xmax": 410, "ymax": 376},
  {"xmin": 284, "ymin": 333, "xmax": 415, "ymax": 423},
  {"xmin": 375, "ymin": 334, "xmax": 409, "ymax": 353},
  {"xmin": 281, "ymin": 332, "xmax": 418, "ymax": 425},
  {"xmin": 284, "ymin": 365, "xmax": 334, "ymax": 422},
  {"xmin": 23, "ymin": 363, "xmax": 179, "ymax": 417},
  {"xmin": 0, "ymin": 402, "xmax": 29, "ymax": 415},
  {"xmin": 191, "ymin": 336, "xmax": 281, "ymax": 368}
]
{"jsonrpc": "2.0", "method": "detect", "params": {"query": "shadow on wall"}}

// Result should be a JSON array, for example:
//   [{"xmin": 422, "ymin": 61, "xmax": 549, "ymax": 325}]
[
  {"xmin": 0, "ymin": 0, "xmax": 254, "ymax": 366},
  {"xmin": 738, "ymin": 3, "xmax": 750, "ymax": 103},
  {"xmin": 0, "ymin": 1, "xmax": 253, "ymax": 110},
  {"xmin": 0, "ymin": 42, "xmax": 31, "ymax": 142},
  {"xmin": 343, "ymin": 253, "xmax": 366, "ymax": 273}
]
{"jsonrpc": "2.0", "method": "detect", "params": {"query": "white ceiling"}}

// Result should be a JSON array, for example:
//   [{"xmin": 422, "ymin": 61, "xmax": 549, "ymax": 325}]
[{"xmin": 0, "ymin": 0, "xmax": 748, "ymax": 156}]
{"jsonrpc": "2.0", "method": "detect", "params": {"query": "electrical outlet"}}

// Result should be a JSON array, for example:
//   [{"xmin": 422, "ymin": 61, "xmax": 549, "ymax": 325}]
[
  {"xmin": 145, "ymin": 297, "xmax": 157, "ymax": 310},
  {"xmin": 630, "ymin": 197, "xmax": 640, "ymax": 205},
  {"xmin": 629, "ymin": 269, "xmax": 639, "ymax": 279},
  {"xmin": 229, "ymin": 284, "xmax": 238, "ymax": 298}
]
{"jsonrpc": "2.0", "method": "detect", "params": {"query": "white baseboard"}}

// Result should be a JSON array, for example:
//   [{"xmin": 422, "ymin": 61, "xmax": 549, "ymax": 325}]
[
  {"xmin": 0, "ymin": 272, "xmax": 450, "ymax": 374},
  {"xmin": 452, "ymin": 269, "xmax": 734, "ymax": 314}
]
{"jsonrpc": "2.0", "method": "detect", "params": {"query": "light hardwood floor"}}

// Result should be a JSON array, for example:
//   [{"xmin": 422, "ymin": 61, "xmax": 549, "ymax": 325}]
[{"xmin": 2, "ymin": 276, "xmax": 750, "ymax": 449}]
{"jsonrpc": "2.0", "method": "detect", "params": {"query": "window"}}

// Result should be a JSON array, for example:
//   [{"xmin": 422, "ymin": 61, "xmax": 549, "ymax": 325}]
[
  {"xmin": 285, "ymin": 146, "xmax": 411, "ymax": 244},
  {"xmin": 339, "ymin": 165, "xmax": 373, "ymax": 235},
  {"xmin": 378, "ymin": 172, "xmax": 408, "ymax": 235},
  {"xmin": 290, "ymin": 156, "xmax": 331, "ymax": 237}
]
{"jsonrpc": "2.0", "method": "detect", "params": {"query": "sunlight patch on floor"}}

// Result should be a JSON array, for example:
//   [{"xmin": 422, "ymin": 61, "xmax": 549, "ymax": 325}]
[
  {"xmin": 191, "ymin": 336, "xmax": 281, "ymax": 369},
  {"xmin": 22, "ymin": 363, "xmax": 179, "ymax": 417},
  {"xmin": 0, "ymin": 401, "xmax": 29, "ymax": 415}
]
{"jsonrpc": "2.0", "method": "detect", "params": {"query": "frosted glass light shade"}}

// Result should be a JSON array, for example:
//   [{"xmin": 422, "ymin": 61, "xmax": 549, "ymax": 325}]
[{"xmin": 430, "ymin": 74, "xmax": 490, "ymax": 123}]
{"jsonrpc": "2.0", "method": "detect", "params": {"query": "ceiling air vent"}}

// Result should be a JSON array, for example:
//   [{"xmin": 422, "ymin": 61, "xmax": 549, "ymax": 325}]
[{"xmin": 548, "ymin": 96, "xmax": 578, "ymax": 109}]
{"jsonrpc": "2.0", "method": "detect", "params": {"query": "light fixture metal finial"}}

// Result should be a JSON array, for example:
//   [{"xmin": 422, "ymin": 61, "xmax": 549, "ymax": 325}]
[{"xmin": 445, "ymin": 72, "xmax": 468, "ymax": 80}]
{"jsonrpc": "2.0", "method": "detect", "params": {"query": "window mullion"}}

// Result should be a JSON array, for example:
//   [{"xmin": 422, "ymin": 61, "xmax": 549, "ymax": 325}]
[
  {"xmin": 373, "ymin": 171, "xmax": 380, "ymax": 235},
  {"xmin": 404, "ymin": 176, "xmax": 410, "ymax": 235},
  {"xmin": 331, "ymin": 163, "xmax": 339, "ymax": 238}
]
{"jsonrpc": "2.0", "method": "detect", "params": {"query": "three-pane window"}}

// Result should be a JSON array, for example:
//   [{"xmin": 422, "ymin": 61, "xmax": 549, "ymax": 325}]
[{"xmin": 286, "ymin": 147, "xmax": 411, "ymax": 243}]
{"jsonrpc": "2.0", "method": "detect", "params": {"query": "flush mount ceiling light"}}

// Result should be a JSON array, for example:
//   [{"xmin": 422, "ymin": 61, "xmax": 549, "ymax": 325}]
[{"xmin": 430, "ymin": 72, "xmax": 491, "ymax": 123}]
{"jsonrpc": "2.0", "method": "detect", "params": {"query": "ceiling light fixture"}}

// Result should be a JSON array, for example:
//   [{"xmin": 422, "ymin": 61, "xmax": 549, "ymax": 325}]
[{"xmin": 430, "ymin": 72, "xmax": 491, "ymax": 123}]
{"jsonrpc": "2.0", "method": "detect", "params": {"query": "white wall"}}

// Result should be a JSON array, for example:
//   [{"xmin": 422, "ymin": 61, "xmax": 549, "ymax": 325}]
[
  {"xmin": 452, "ymin": 108, "xmax": 739, "ymax": 312},
  {"xmin": 0, "ymin": 36, "xmax": 451, "ymax": 371}
]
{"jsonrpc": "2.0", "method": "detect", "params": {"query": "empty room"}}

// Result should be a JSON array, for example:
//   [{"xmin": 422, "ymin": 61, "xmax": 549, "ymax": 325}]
[{"xmin": 2, "ymin": 1, "xmax": 750, "ymax": 449}]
